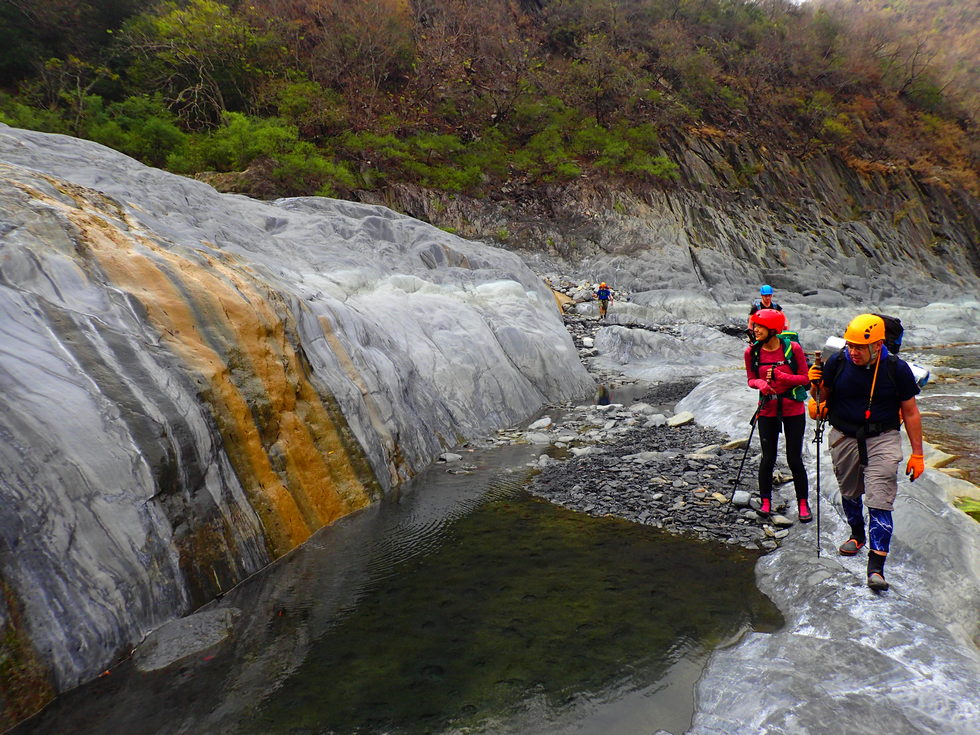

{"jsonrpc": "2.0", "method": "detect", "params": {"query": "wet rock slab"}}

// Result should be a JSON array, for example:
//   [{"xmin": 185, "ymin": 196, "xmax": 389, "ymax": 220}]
[{"xmin": 133, "ymin": 608, "xmax": 241, "ymax": 672}]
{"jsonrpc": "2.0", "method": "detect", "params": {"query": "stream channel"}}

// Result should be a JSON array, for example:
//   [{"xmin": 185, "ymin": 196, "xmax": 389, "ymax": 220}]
[
  {"xmin": 10, "ymin": 338, "xmax": 979, "ymax": 735},
  {"xmin": 11, "ymin": 397, "xmax": 783, "ymax": 735}
]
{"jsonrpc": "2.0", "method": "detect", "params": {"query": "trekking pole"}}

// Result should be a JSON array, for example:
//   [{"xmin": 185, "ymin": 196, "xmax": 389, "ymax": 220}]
[
  {"xmin": 812, "ymin": 352, "xmax": 826, "ymax": 558},
  {"xmin": 730, "ymin": 399, "xmax": 764, "ymax": 509}
]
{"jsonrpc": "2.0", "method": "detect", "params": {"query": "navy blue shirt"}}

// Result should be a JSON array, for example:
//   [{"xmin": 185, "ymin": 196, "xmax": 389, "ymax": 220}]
[
  {"xmin": 824, "ymin": 345, "xmax": 919, "ymax": 428},
  {"xmin": 749, "ymin": 299, "xmax": 781, "ymax": 315},
  {"xmin": 596, "ymin": 287, "xmax": 611, "ymax": 301}
]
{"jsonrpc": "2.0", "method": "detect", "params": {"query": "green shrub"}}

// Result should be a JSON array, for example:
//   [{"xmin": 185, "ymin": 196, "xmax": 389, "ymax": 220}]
[
  {"xmin": 905, "ymin": 80, "xmax": 945, "ymax": 114},
  {"xmin": 271, "ymin": 142, "xmax": 356, "ymax": 197},
  {"xmin": 820, "ymin": 114, "xmax": 851, "ymax": 142},
  {"xmin": 264, "ymin": 78, "xmax": 349, "ymax": 136},
  {"xmin": 0, "ymin": 93, "xmax": 68, "ymax": 133},
  {"xmin": 84, "ymin": 94, "xmax": 186, "ymax": 167},
  {"xmin": 718, "ymin": 85, "xmax": 748, "ymax": 111},
  {"xmin": 455, "ymin": 128, "xmax": 509, "ymax": 181},
  {"xmin": 624, "ymin": 153, "xmax": 679, "ymax": 181},
  {"xmin": 169, "ymin": 112, "xmax": 299, "ymax": 172}
]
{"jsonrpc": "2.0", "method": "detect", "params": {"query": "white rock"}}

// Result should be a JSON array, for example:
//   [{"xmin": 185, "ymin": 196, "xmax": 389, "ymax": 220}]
[
  {"xmin": 596, "ymin": 403, "xmax": 623, "ymax": 412},
  {"xmin": 134, "ymin": 608, "xmax": 241, "ymax": 672},
  {"xmin": 667, "ymin": 411, "xmax": 695, "ymax": 427}
]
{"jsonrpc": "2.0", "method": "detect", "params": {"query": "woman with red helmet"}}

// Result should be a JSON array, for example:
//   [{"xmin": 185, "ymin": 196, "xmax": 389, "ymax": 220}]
[{"xmin": 744, "ymin": 308, "xmax": 813, "ymax": 522}]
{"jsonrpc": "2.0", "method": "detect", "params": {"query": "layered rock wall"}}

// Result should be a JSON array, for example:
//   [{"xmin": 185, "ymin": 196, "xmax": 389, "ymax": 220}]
[{"xmin": 366, "ymin": 133, "xmax": 980, "ymax": 305}]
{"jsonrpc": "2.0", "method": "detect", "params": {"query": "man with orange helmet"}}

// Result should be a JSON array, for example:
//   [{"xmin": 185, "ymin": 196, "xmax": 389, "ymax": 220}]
[
  {"xmin": 595, "ymin": 282, "xmax": 612, "ymax": 319},
  {"xmin": 744, "ymin": 308, "xmax": 813, "ymax": 523},
  {"xmin": 808, "ymin": 313, "xmax": 924, "ymax": 591}
]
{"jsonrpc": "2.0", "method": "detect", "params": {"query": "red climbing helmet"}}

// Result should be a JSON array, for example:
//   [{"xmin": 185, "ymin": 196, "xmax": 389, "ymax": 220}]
[{"xmin": 750, "ymin": 308, "xmax": 786, "ymax": 333}]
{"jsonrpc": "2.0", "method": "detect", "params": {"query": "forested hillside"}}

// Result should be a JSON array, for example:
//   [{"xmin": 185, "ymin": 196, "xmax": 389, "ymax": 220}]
[
  {"xmin": 1, "ymin": 0, "xmax": 976, "ymax": 199},
  {"xmin": 821, "ymin": 0, "xmax": 979, "ymax": 119}
]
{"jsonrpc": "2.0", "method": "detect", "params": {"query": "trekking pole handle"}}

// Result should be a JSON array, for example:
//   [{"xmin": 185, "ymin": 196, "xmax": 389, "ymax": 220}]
[{"xmin": 812, "ymin": 351, "xmax": 824, "ymax": 401}]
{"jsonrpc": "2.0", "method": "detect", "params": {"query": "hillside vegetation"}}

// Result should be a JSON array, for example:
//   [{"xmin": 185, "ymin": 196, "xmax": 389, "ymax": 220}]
[
  {"xmin": 1, "ymin": 0, "xmax": 976, "ymax": 199},
  {"xmin": 820, "ymin": 0, "xmax": 979, "ymax": 119}
]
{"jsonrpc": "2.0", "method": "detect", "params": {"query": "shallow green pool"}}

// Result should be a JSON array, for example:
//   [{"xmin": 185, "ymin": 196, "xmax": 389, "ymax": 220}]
[
  {"xmin": 12, "ymin": 447, "xmax": 782, "ymax": 735},
  {"xmin": 240, "ymin": 492, "xmax": 781, "ymax": 734}
]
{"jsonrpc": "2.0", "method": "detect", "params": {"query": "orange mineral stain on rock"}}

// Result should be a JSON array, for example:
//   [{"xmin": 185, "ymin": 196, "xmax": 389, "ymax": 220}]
[
  {"xmin": 550, "ymin": 289, "xmax": 572, "ymax": 313},
  {"xmin": 318, "ymin": 315, "xmax": 409, "ymax": 483},
  {"xmin": 36, "ymin": 183, "xmax": 375, "ymax": 557}
]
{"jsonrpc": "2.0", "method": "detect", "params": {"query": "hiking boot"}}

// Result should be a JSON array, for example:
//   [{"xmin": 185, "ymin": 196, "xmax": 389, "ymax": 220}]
[
  {"xmin": 798, "ymin": 499, "xmax": 813, "ymax": 523},
  {"xmin": 759, "ymin": 498, "xmax": 771, "ymax": 516},
  {"xmin": 838, "ymin": 538, "xmax": 866, "ymax": 556},
  {"xmin": 867, "ymin": 572, "xmax": 890, "ymax": 591}
]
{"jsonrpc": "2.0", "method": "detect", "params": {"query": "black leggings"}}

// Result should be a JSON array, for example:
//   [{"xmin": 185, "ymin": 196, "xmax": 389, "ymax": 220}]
[{"xmin": 757, "ymin": 413, "xmax": 808, "ymax": 501}]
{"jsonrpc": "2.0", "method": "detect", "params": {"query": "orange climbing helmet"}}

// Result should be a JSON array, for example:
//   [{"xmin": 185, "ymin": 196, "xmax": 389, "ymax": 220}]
[
  {"xmin": 750, "ymin": 308, "xmax": 786, "ymax": 333},
  {"xmin": 843, "ymin": 314, "xmax": 885, "ymax": 344}
]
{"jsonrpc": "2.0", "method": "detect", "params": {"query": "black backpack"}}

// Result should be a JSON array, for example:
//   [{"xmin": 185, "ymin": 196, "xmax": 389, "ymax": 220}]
[
  {"xmin": 825, "ymin": 313, "xmax": 904, "ymax": 389},
  {"xmin": 877, "ymin": 313, "xmax": 904, "ymax": 354}
]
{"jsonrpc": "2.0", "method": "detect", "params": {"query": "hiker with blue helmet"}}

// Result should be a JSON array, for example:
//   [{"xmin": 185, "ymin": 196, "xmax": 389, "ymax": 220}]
[
  {"xmin": 747, "ymin": 285, "xmax": 782, "ymax": 340},
  {"xmin": 744, "ymin": 308, "xmax": 812, "ymax": 522},
  {"xmin": 808, "ymin": 313, "xmax": 924, "ymax": 591}
]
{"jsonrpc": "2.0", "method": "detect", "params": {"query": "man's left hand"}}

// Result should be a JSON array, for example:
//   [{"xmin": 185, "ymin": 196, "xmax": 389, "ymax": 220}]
[{"xmin": 905, "ymin": 454, "xmax": 925, "ymax": 482}]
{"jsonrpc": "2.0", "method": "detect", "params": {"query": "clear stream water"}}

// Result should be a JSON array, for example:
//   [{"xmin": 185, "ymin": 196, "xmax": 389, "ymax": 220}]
[
  {"xmin": 909, "ymin": 343, "xmax": 980, "ymax": 486},
  {"xmin": 11, "ymin": 444, "xmax": 781, "ymax": 735}
]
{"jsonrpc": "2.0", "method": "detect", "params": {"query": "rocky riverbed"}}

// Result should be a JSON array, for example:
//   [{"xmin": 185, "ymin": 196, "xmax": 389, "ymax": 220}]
[{"xmin": 516, "ymin": 311, "xmax": 807, "ymax": 551}]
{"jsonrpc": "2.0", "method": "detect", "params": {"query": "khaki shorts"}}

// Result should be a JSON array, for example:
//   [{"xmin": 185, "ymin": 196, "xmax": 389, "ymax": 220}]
[{"xmin": 828, "ymin": 427, "xmax": 903, "ymax": 511}]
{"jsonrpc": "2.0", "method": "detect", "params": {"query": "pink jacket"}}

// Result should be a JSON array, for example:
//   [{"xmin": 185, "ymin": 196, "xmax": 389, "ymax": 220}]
[{"xmin": 743, "ymin": 341, "xmax": 810, "ymax": 418}]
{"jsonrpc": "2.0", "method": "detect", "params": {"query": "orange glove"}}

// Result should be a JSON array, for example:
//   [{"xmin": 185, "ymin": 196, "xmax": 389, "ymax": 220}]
[
  {"xmin": 905, "ymin": 454, "xmax": 925, "ymax": 482},
  {"xmin": 808, "ymin": 399, "xmax": 827, "ymax": 420},
  {"xmin": 808, "ymin": 364, "xmax": 823, "ymax": 384}
]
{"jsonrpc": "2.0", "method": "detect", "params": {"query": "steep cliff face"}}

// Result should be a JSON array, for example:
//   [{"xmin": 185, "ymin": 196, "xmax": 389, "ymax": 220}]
[
  {"xmin": 364, "ymin": 132, "xmax": 980, "ymax": 304},
  {"xmin": 0, "ymin": 124, "xmax": 593, "ymax": 722}
]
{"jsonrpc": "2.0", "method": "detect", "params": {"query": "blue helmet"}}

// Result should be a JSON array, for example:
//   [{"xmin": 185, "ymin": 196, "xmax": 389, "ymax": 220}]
[{"xmin": 760, "ymin": 284, "xmax": 774, "ymax": 296}]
